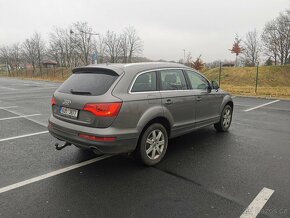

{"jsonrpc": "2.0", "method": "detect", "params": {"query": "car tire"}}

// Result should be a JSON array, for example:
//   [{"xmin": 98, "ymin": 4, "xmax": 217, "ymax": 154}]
[
  {"xmin": 135, "ymin": 123, "xmax": 168, "ymax": 166},
  {"xmin": 214, "ymin": 104, "xmax": 233, "ymax": 132}
]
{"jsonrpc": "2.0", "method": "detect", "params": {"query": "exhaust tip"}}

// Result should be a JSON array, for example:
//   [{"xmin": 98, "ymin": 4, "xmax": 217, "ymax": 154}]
[{"xmin": 89, "ymin": 146, "xmax": 102, "ymax": 155}]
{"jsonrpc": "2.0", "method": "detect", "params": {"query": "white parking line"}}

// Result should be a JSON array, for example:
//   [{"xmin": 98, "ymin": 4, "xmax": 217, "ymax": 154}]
[
  {"xmin": 0, "ymin": 87, "xmax": 57, "ymax": 95},
  {"xmin": 0, "ymin": 106, "xmax": 18, "ymax": 109},
  {"xmin": 0, "ymin": 114, "xmax": 41, "ymax": 121},
  {"xmin": 240, "ymin": 187, "xmax": 274, "ymax": 218},
  {"xmin": 0, "ymin": 131, "xmax": 49, "ymax": 142},
  {"xmin": 232, "ymin": 122, "xmax": 252, "ymax": 127},
  {"xmin": 0, "ymin": 93, "xmax": 52, "ymax": 101},
  {"xmin": 0, "ymin": 107, "xmax": 47, "ymax": 127},
  {"xmin": 244, "ymin": 100, "xmax": 280, "ymax": 112},
  {"xmin": 0, "ymin": 95, "xmax": 51, "ymax": 100},
  {"xmin": 0, "ymin": 86, "xmax": 17, "ymax": 90},
  {"xmin": 0, "ymin": 155, "xmax": 112, "ymax": 194}
]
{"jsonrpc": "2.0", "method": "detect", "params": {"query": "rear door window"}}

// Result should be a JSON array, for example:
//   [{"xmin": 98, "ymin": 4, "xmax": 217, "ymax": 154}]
[
  {"xmin": 58, "ymin": 70, "xmax": 118, "ymax": 96},
  {"xmin": 160, "ymin": 69, "xmax": 188, "ymax": 90}
]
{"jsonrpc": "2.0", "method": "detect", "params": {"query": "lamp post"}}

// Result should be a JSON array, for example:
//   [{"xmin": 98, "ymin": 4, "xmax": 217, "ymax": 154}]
[
  {"xmin": 70, "ymin": 29, "xmax": 100, "ymax": 65},
  {"xmin": 218, "ymin": 61, "xmax": 222, "ymax": 86}
]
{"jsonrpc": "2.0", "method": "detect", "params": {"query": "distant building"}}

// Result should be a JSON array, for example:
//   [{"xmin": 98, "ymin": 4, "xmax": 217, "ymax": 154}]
[
  {"xmin": 0, "ymin": 64, "xmax": 10, "ymax": 72},
  {"xmin": 42, "ymin": 60, "xmax": 57, "ymax": 68},
  {"xmin": 222, "ymin": 63, "xmax": 235, "ymax": 67}
]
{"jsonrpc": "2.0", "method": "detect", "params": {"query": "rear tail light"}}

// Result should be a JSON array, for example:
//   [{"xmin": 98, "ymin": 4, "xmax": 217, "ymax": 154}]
[
  {"xmin": 51, "ymin": 96, "xmax": 57, "ymax": 105},
  {"xmin": 79, "ymin": 133, "xmax": 116, "ymax": 142},
  {"xmin": 83, "ymin": 102, "xmax": 122, "ymax": 117}
]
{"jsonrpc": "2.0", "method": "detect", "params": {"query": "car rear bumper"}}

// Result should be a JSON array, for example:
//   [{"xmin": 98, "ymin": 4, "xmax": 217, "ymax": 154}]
[{"xmin": 48, "ymin": 115, "xmax": 139, "ymax": 154}]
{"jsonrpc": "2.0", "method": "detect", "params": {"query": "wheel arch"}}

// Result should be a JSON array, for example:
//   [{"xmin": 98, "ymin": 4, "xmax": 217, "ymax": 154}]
[
  {"xmin": 137, "ymin": 116, "xmax": 171, "ymax": 147},
  {"xmin": 220, "ymin": 95, "xmax": 234, "ymax": 114}
]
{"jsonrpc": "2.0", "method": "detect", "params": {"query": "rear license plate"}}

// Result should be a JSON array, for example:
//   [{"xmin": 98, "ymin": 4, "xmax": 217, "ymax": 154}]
[{"xmin": 60, "ymin": 106, "xmax": 78, "ymax": 118}]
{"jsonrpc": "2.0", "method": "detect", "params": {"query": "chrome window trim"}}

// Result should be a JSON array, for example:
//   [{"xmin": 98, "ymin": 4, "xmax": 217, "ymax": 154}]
[
  {"xmin": 129, "ymin": 68, "xmax": 187, "ymax": 94},
  {"xmin": 128, "ymin": 67, "xmax": 211, "ymax": 94}
]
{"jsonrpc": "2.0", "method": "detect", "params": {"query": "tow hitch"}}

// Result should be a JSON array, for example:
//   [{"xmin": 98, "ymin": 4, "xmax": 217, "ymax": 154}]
[{"xmin": 55, "ymin": 141, "xmax": 71, "ymax": 150}]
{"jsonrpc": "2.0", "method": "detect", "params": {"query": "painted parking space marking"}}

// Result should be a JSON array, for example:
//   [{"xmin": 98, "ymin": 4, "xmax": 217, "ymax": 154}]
[
  {"xmin": 244, "ymin": 100, "xmax": 280, "ymax": 112},
  {"xmin": 0, "ymin": 155, "xmax": 112, "ymax": 194},
  {"xmin": 240, "ymin": 187, "xmax": 274, "ymax": 218},
  {"xmin": 0, "ymin": 131, "xmax": 49, "ymax": 142},
  {"xmin": 0, "ymin": 87, "xmax": 57, "ymax": 95},
  {"xmin": 0, "ymin": 106, "xmax": 47, "ymax": 127},
  {"xmin": 0, "ymin": 106, "xmax": 18, "ymax": 110},
  {"xmin": 0, "ymin": 114, "xmax": 41, "ymax": 121},
  {"xmin": 0, "ymin": 86, "xmax": 17, "ymax": 90},
  {"xmin": 0, "ymin": 95, "xmax": 51, "ymax": 100}
]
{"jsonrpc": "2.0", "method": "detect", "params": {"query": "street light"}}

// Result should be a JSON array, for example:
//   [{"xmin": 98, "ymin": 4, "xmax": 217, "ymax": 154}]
[
  {"xmin": 70, "ymin": 29, "xmax": 100, "ymax": 64},
  {"xmin": 183, "ymin": 49, "xmax": 186, "ymax": 64}
]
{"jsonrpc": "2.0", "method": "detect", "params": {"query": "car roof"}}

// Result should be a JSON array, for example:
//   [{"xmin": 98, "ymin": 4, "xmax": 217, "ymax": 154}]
[{"xmin": 73, "ymin": 62, "xmax": 191, "ymax": 75}]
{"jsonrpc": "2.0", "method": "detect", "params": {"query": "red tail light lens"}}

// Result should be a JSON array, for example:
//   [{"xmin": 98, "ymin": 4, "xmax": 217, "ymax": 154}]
[
  {"xmin": 79, "ymin": 133, "xmax": 116, "ymax": 142},
  {"xmin": 83, "ymin": 102, "xmax": 122, "ymax": 117},
  {"xmin": 51, "ymin": 96, "xmax": 57, "ymax": 105}
]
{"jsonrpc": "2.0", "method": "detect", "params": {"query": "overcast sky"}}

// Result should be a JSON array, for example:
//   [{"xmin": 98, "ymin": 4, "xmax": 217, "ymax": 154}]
[{"xmin": 0, "ymin": 0, "xmax": 289, "ymax": 62}]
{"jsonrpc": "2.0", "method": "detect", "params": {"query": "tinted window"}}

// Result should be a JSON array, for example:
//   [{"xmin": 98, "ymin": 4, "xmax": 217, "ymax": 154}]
[
  {"xmin": 131, "ymin": 71, "xmax": 157, "ymax": 92},
  {"xmin": 185, "ymin": 70, "xmax": 209, "ymax": 90},
  {"xmin": 58, "ymin": 70, "xmax": 118, "ymax": 96},
  {"xmin": 160, "ymin": 69, "xmax": 188, "ymax": 90}
]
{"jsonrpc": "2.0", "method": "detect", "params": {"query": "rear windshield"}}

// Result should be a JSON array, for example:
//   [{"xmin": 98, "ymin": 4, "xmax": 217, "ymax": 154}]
[{"xmin": 58, "ymin": 70, "xmax": 118, "ymax": 96}]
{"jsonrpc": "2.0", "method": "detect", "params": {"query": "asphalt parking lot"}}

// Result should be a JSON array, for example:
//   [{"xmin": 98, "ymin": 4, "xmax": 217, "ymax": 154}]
[{"xmin": 0, "ymin": 77, "xmax": 289, "ymax": 218}]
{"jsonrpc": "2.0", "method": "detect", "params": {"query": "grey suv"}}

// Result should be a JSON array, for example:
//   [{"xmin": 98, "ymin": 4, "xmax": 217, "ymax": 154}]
[{"xmin": 48, "ymin": 62, "xmax": 233, "ymax": 165}]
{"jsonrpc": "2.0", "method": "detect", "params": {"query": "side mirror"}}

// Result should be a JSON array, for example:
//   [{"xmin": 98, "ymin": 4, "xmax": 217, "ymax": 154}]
[{"xmin": 212, "ymin": 81, "xmax": 219, "ymax": 90}]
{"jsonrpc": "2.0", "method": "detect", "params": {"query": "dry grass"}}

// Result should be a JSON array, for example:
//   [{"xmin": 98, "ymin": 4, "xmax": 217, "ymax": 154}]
[
  {"xmin": 203, "ymin": 65, "xmax": 290, "ymax": 99},
  {"xmin": 0, "ymin": 68, "xmax": 72, "ymax": 82},
  {"xmin": 1, "ymin": 65, "xmax": 290, "ymax": 99}
]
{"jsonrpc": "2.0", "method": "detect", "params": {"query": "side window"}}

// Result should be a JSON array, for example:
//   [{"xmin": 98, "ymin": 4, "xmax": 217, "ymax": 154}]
[
  {"xmin": 185, "ymin": 70, "xmax": 209, "ymax": 90},
  {"xmin": 160, "ymin": 70, "xmax": 188, "ymax": 90},
  {"xmin": 131, "ymin": 71, "xmax": 157, "ymax": 92}
]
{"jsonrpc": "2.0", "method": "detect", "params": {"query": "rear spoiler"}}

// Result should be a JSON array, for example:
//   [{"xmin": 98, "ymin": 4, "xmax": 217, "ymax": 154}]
[{"xmin": 72, "ymin": 66, "xmax": 123, "ymax": 75}]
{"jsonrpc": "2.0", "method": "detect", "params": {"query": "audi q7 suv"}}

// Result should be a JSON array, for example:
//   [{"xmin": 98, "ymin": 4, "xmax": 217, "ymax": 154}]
[{"xmin": 48, "ymin": 62, "xmax": 233, "ymax": 165}]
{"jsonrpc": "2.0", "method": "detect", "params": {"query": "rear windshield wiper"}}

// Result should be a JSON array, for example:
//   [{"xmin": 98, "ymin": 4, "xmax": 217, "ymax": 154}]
[{"xmin": 70, "ymin": 89, "xmax": 92, "ymax": 95}]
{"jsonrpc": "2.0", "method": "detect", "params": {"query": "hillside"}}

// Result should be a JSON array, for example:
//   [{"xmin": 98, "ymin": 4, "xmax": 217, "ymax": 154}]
[{"xmin": 202, "ymin": 65, "xmax": 290, "ymax": 98}]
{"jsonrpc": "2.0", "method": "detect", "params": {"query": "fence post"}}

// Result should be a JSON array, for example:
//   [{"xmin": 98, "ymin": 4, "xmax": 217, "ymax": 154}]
[
  {"xmin": 218, "ymin": 61, "xmax": 222, "ymax": 86},
  {"xmin": 255, "ymin": 62, "xmax": 259, "ymax": 93}
]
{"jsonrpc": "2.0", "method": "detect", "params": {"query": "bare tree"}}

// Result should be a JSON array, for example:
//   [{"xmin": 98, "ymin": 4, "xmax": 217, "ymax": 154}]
[
  {"xmin": 262, "ymin": 21, "xmax": 279, "ymax": 65},
  {"xmin": 48, "ymin": 27, "xmax": 73, "ymax": 67},
  {"xmin": 124, "ymin": 26, "xmax": 143, "ymax": 63},
  {"xmin": 22, "ymin": 32, "xmax": 45, "ymax": 73},
  {"xmin": 242, "ymin": 29, "xmax": 261, "ymax": 66},
  {"xmin": 262, "ymin": 10, "xmax": 290, "ymax": 65},
  {"xmin": 33, "ymin": 32, "xmax": 45, "ymax": 73},
  {"xmin": 22, "ymin": 38, "xmax": 37, "ymax": 71},
  {"xmin": 119, "ymin": 32, "xmax": 129, "ymax": 63},
  {"xmin": 0, "ymin": 46, "xmax": 12, "ymax": 74},
  {"xmin": 10, "ymin": 43, "xmax": 22, "ymax": 72},
  {"xmin": 104, "ymin": 30, "xmax": 122, "ymax": 63},
  {"xmin": 95, "ymin": 35, "xmax": 106, "ymax": 64},
  {"xmin": 71, "ymin": 22, "xmax": 96, "ymax": 65},
  {"xmin": 185, "ymin": 52, "xmax": 192, "ymax": 67}
]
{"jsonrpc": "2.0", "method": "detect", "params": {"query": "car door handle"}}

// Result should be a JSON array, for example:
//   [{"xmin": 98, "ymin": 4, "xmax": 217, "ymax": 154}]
[
  {"xmin": 196, "ymin": 96, "xmax": 202, "ymax": 101},
  {"xmin": 165, "ymin": 99, "xmax": 173, "ymax": 105}
]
